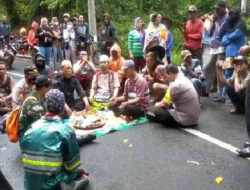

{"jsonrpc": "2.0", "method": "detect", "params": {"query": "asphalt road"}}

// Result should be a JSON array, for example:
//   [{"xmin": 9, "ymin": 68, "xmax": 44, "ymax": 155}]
[{"xmin": 0, "ymin": 58, "xmax": 250, "ymax": 190}]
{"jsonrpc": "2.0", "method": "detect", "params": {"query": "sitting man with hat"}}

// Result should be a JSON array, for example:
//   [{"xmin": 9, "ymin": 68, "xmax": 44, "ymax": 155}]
[
  {"xmin": 12, "ymin": 66, "xmax": 38, "ymax": 108},
  {"xmin": 19, "ymin": 75, "xmax": 52, "ymax": 136},
  {"xmin": 110, "ymin": 60, "xmax": 150, "ymax": 122},
  {"xmin": 217, "ymin": 55, "xmax": 250, "ymax": 114},
  {"xmin": 179, "ymin": 50, "xmax": 207, "ymax": 99},
  {"xmin": 34, "ymin": 52, "xmax": 53, "ymax": 79},
  {"xmin": 90, "ymin": 55, "xmax": 120, "ymax": 110},
  {"xmin": 53, "ymin": 60, "xmax": 91, "ymax": 115}
]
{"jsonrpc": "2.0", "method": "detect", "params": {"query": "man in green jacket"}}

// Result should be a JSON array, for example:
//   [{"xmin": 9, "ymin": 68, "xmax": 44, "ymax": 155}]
[{"xmin": 20, "ymin": 89, "xmax": 89, "ymax": 190}]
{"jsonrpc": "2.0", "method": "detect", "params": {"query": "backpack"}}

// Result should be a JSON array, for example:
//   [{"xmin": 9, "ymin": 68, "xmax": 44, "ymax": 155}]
[{"xmin": 6, "ymin": 106, "xmax": 22, "ymax": 142}]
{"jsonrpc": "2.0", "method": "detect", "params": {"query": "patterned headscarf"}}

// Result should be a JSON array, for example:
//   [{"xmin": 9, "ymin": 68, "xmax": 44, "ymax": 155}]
[
  {"xmin": 134, "ymin": 17, "xmax": 145, "ymax": 46},
  {"xmin": 45, "ymin": 89, "xmax": 65, "ymax": 114}
]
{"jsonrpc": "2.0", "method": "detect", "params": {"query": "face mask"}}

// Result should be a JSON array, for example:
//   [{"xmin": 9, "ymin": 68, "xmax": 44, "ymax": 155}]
[
  {"xmin": 67, "ymin": 24, "xmax": 72, "ymax": 30},
  {"xmin": 204, "ymin": 19, "xmax": 213, "ymax": 33},
  {"xmin": 35, "ymin": 61, "xmax": 45, "ymax": 69},
  {"xmin": 28, "ymin": 77, "xmax": 36, "ymax": 85}
]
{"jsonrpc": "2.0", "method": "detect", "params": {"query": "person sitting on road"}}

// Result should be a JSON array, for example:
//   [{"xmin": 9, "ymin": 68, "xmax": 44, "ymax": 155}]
[
  {"xmin": 12, "ymin": 66, "xmax": 38, "ymax": 108},
  {"xmin": 179, "ymin": 50, "xmax": 207, "ymax": 99},
  {"xmin": 147, "ymin": 64, "xmax": 201, "ymax": 127},
  {"xmin": 90, "ymin": 55, "xmax": 120, "ymax": 110},
  {"xmin": 110, "ymin": 60, "xmax": 149, "ymax": 122},
  {"xmin": 109, "ymin": 43, "xmax": 125, "ymax": 89},
  {"xmin": 217, "ymin": 56, "xmax": 250, "ymax": 114},
  {"xmin": 20, "ymin": 89, "xmax": 89, "ymax": 190},
  {"xmin": 53, "ymin": 60, "xmax": 91, "ymax": 115},
  {"xmin": 34, "ymin": 52, "xmax": 53, "ymax": 79},
  {"xmin": 143, "ymin": 50, "xmax": 167, "ymax": 101},
  {"xmin": 0, "ymin": 63, "xmax": 15, "ymax": 114},
  {"xmin": 109, "ymin": 43, "xmax": 125, "ymax": 72},
  {"xmin": 74, "ymin": 51, "xmax": 96, "ymax": 96},
  {"xmin": 19, "ymin": 75, "xmax": 51, "ymax": 136},
  {"xmin": 237, "ymin": 45, "xmax": 250, "ymax": 158}
]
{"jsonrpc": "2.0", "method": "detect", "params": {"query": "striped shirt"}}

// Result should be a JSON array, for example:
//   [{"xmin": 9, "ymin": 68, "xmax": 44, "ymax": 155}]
[{"xmin": 128, "ymin": 29, "xmax": 144, "ymax": 58}]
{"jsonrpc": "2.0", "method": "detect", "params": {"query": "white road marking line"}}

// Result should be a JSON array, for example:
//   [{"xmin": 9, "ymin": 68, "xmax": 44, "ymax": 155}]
[
  {"xmin": 182, "ymin": 128, "xmax": 250, "ymax": 160},
  {"xmin": 7, "ymin": 71, "xmax": 24, "ymax": 78}
]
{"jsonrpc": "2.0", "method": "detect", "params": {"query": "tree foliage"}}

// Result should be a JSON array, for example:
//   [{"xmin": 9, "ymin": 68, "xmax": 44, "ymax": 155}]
[{"xmin": 0, "ymin": 0, "xmax": 243, "ymax": 62}]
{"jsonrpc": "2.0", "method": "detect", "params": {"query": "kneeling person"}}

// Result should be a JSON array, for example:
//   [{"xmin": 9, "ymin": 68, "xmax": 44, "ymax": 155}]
[
  {"xmin": 20, "ymin": 89, "xmax": 89, "ymax": 190},
  {"xmin": 148, "ymin": 64, "xmax": 201, "ymax": 126},
  {"xmin": 19, "ymin": 75, "xmax": 51, "ymax": 135},
  {"xmin": 111, "ymin": 60, "xmax": 149, "ymax": 121}
]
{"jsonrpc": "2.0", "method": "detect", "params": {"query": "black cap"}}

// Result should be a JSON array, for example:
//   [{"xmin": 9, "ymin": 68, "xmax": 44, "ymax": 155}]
[
  {"xmin": 214, "ymin": 0, "xmax": 226, "ymax": 9},
  {"xmin": 35, "ymin": 53, "xmax": 45, "ymax": 62},
  {"xmin": 24, "ymin": 66, "xmax": 38, "ymax": 76},
  {"xmin": 35, "ymin": 75, "xmax": 51, "ymax": 88}
]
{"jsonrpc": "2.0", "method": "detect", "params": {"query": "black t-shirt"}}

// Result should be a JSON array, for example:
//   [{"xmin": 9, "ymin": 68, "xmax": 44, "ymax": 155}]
[
  {"xmin": 53, "ymin": 75, "xmax": 86, "ymax": 107},
  {"xmin": 35, "ymin": 27, "xmax": 53, "ymax": 47},
  {"xmin": 0, "ymin": 76, "xmax": 11, "ymax": 96}
]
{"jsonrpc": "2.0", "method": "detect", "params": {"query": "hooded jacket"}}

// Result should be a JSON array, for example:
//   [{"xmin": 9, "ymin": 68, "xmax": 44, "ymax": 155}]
[
  {"xmin": 108, "ymin": 43, "xmax": 125, "ymax": 72},
  {"xmin": 27, "ymin": 22, "xmax": 39, "ymax": 46}
]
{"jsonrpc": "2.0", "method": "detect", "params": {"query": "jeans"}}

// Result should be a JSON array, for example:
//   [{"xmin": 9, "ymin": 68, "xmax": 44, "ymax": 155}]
[
  {"xmin": 38, "ymin": 46, "xmax": 52, "ymax": 66},
  {"xmin": 226, "ymin": 85, "xmax": 246, "ymax": 110},
  {"xmin": 222, "ymin": 68, "xmax": 234, "ymax": 98},
  {"xmin": 53, "ymin": 46, "xmax": 62, "ymax": 72},
  {"xmin": 191, "ymin": 78, "xmax": 202, "ymax": 96},
  {"xmin": 65, "ymin": 41, "xmax": 77, "ymax": 64},
  {"xmin": 245, "ymin": 79, "xmax": 250, "ymax": 138}
]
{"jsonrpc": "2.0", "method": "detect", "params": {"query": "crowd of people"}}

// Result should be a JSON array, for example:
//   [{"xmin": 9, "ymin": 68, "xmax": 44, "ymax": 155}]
[{"xmin": 0, "ymin": 0, "xmax": 250, "ymax": 189}]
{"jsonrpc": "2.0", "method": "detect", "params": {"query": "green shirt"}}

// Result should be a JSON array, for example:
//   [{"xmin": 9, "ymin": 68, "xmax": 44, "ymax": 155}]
[
  {"xmin": 19, "ymin": 92, "xmax": 45, "ymax": 135},
  {"xmin": 128, "ymin": 29, "xmax": 143, "ymax": 58}
]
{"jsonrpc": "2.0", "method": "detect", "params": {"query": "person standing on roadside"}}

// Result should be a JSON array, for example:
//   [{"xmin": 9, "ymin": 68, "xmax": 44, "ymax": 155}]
[
  {"xmin": 35, "ymin": 17, "xmax": 53, "ymax": 66},
  {"xmin": 128, "ymin": 17, "xmax": 145, "ymax": 72},
  {"xmin": 183, "ymin": 5, "xmax": 203, "ymax": 61},
  {"xmin": 0, "ymin": 15, "xmax": 11, "ymax": 49}
]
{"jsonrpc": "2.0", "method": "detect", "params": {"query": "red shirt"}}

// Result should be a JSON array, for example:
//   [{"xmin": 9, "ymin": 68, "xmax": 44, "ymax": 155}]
[
  {"xmin": 27, "ymin": 29, "xmax": 38, "ymax": 46},
  {"xmin": 183, "ymin": 19, "xmax": 203, "ymax": 50}
]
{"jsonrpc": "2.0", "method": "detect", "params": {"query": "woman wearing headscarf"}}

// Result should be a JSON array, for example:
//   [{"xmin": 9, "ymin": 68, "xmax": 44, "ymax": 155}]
[
  {"xmin": 222, "ymin": 8, "xmax": 247, "ymax": 59},
  {"xmin": 108, "ymin": 43, "xmax": 125, "ymax": 85},
  {"xmin": 128, "ymin": 17, "xmax": 146, "ymax": 72},
  {"xmin": 144, "ymin": 13, "xmax": 167, "ymax": 52}
]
